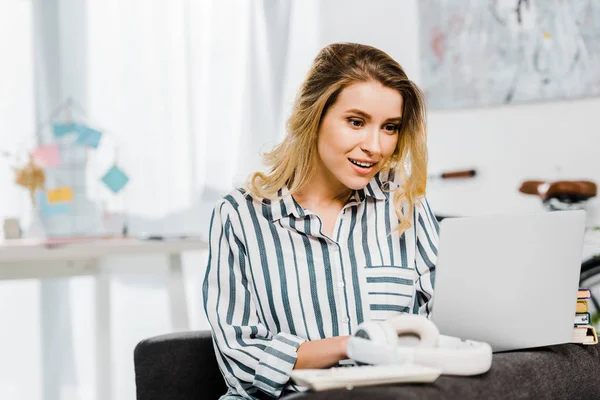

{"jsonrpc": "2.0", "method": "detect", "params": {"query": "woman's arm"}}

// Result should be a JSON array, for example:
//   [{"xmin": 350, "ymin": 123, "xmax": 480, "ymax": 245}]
[
  {"xmin": 414, "ymin": 197, "xmax": 439, "ymax": 317},
  {"xmin": 294, "ymin": 335, "xmax": 350, "ymax": 369},
  {"xmin": 204, "ymin": 200, "xmax": 307, "ymax": 399}
]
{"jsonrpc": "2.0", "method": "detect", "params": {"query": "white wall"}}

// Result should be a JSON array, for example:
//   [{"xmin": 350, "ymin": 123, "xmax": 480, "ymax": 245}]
[{"xmin": 318, "ymin": 0, "xmax": 600, "ymax": 223}]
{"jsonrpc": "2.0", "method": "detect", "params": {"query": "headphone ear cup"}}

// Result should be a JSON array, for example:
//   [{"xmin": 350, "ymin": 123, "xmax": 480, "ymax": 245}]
[
  {"xmin": 386, "ymin": 314, "xmax": 439, "ymax": 348},
  {"xmin": 351, "ymin": 321, "xmax": 399, "ymax": 366},
  {"xmin": 354, "ymin": 321, "xmax": 398, "ymax": 346}
]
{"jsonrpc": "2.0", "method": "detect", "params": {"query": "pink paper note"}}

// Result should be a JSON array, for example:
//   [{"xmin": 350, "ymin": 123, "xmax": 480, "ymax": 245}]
[{"xmin": 31, "ymin": 144, "xmax": 60, "ymax": 168}]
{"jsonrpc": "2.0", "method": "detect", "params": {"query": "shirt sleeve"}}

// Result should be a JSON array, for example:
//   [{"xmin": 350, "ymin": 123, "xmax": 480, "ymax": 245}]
[
  {"xmin": 413, "ymin": 197, "xmax": 439, "ymax": 317},
  {"xmin": 202, "ymin": 199, "xmax": 306, "ymax": 399}
]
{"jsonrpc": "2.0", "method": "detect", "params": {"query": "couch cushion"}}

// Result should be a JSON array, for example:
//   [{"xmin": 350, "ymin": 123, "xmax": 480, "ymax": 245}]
[
  {"xmin": 283, "ymin": 343, "xmax": 600, "ymax": 399},
  {"xmin": 134, "ymin": 331, "xmax": 227, "ymax": 400}
]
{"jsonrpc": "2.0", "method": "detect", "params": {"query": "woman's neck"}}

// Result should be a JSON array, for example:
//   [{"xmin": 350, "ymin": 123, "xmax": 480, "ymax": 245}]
[
  {"xmin": 292, "ymin": 170, "xmax": 353, "ymax": 211},
  {"xmin": 294, "ymin": 187, "xmax": 352, "ymax": 210}
]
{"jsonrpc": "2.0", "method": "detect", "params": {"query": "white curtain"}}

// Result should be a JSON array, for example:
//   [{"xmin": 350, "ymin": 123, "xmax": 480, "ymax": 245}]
[
  {"xmin": 1, "ymin": 0, "xmax": 321, "ymax": 399},
  {"xmin": 0, "ymin": 3, "xmax": 40, "ymax": 400},
  {"xmin": 0, "ymin": 0, "xmax": 35, "ymax": 227},
  {"xmin": 85, "ymin": 0, "xmax": 304, "ymax": 236}
]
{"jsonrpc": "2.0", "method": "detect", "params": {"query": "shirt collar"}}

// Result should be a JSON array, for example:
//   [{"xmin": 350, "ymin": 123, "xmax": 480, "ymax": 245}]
[
  {"xmin": 268, "ymin": 171, "xmax": 392, "ymax": 222},
  {"xmin": 268, "ymin": 187, "xmax": 306, "ymax": 222},
  {"xmin": 359, "ymin": 173, "xmax": 389, "ymax": 201}
]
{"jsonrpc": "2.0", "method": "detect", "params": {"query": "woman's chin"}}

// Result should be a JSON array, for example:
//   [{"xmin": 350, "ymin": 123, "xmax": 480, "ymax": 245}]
[{"xmin": 342, "ymin": 174, "xmax": 375, "ymax": 190}]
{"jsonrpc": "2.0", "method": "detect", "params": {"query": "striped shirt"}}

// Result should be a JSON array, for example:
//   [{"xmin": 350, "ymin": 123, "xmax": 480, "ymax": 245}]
[{"xmin": 202, "ymin": 170, "xmax": 439, "ymax": 399}]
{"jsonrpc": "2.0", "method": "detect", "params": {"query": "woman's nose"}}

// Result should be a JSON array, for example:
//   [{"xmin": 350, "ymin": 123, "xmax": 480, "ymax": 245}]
[{"xmin": 360, "ymin": 128, "xmax": 382, "ymax": 155}]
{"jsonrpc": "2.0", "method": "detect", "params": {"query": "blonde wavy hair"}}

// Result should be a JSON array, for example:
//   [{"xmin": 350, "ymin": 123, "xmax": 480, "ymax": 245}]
[{"xmin": 246, "ymin": 42, "xmax": 428, "ymax": 234}]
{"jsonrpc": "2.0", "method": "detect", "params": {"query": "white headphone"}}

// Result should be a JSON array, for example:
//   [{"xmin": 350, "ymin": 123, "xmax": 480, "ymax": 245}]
[{"xmin": 347, "ymin": 314, "xmax": 493, "ymax": 376}]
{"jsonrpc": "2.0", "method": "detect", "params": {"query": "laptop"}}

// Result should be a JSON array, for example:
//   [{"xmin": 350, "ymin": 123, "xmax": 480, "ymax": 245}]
[{"xmin": 430, "ymin": 210, "xmax": 586, "ymax": 352}]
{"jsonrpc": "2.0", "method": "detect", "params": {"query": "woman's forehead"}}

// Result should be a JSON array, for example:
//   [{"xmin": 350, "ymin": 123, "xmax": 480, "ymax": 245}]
[{"xmin": 333, "ymin": 81, "xmax": 403, "ymax": 119}]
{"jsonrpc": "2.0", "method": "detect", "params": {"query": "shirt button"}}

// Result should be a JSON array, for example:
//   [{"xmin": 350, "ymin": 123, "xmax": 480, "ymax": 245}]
[
  {"xmin": 342, "ymin": 316, "xmax": 349, "ymax": 323},
  {"xmin": 332, "ymin": 246, "xmax": 339, "ymax": 253},
  {"xmin": 338, "ymin": 281, "xmax": 345, "ymax": 288}
]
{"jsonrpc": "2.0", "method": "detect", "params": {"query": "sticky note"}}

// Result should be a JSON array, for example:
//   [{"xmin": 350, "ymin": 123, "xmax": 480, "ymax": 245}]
[
  {"xmin": 46, "ymin": 187, "xmax": 73, "ymax": 203},
  {"xmin": 101, "ymin": 165, "xmax": 129, "ymax": 193},
  {"xmin": 31, "ymin": 144, "xmax": 61, "ymax": 168},
  {"xmin": 37, "ymin": 190, "xmax": 70, "ymax": 217},
  {"xmin": 42, "ymin": 201, "xmax": 70, "ymax": 217},
  {"xmin": 76, "ymin": 126, "xmax": 103, "ymax": 148},
  {"xmin": 52, "ymin": 123, "xmax": 78, "ymax": 137}
]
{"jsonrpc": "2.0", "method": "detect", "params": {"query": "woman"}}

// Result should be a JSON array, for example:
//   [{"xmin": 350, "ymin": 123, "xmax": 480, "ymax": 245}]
[{"xmin": 203, "ymin": 42, "xmax": 439, "ymax": 399}]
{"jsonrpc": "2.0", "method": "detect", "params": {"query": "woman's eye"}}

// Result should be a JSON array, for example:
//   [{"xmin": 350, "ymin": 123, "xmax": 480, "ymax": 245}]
[
  {"xmin": 348, "ymin": 118, "xmax": 364, "ymax": 128},
  {"xmin": 383, "ymin": 124, "xmax": 398, "ymax": 133}
]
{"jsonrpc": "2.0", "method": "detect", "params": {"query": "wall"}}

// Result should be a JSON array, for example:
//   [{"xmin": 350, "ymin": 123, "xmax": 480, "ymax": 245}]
[{"xmin": 318, "ymin": 0, "xmax": 600, "ymax": 223}]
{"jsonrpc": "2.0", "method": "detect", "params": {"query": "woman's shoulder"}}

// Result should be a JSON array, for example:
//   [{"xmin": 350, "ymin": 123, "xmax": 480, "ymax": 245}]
[
  {"xmin": 212, "ymin": 186, "xmax": 267, "ymax": 216},
  {"xmin": 213, "ymin": 187, "xmax": 249, "ymax": 210},
  {"xmin": 375, "ymin": 169, "xmax": 435, "ymax": 215}
]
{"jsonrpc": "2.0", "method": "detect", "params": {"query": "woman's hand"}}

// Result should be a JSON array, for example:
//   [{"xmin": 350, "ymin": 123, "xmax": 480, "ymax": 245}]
[{"xmin": 293, "ymin": 335, "xmax": 351, "ymax": 370}]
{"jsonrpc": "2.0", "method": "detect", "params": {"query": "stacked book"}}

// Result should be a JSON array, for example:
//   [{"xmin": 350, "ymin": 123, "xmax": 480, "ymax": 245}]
[{"xmin": 572, "ymin": 288, "xmax": 598, "ymax": 345}]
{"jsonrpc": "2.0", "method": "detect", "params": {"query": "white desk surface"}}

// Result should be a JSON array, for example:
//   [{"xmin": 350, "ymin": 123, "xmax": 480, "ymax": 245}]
[
  {"xmin": 0, "ymin": 236, "xmax": 207, "ymax": 400},
  {"xmin": 0, "ymin": 236, "xmax": 208, "ymax": 262}
]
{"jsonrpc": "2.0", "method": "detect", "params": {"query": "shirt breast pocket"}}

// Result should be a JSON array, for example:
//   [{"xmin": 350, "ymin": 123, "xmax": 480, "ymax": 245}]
[{"xmin": 363, "ymin": 265, "xmax": 415, "ymax": 321}]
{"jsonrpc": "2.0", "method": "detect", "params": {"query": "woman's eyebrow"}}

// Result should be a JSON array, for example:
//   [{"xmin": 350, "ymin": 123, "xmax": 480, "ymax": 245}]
[
  {"xmin": 385, "ymin": 116, "xmax": 403, "ymax": 123},
  {"xmin": 345, "ymin": 108, "xmax": 402, "ymax": 123},
  {"xmin": 345, "ymin": 108, "xmax": 372, "ymax": 120}
]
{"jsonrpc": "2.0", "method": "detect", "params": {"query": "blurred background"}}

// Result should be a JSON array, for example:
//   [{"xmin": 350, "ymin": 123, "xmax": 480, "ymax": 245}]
[{"xmin": 1, "ymin": 0, "xmax": 599, "ymax": 399}]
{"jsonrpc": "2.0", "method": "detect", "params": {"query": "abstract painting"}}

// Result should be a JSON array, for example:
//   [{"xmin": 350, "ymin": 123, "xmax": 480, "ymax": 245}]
[{"xmin": 419, "ymin": 0, "xmax": 600, "ymax": 109}]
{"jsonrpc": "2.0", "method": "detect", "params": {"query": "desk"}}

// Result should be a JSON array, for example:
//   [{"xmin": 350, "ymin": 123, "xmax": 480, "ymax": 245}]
[{"xmin": 0, "ymin": 237, "xmax": 207, "ymax": 400}]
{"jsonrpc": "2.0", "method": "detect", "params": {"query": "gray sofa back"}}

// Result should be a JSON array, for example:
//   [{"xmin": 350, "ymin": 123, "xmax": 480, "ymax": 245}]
[{"xmin": 134, "ymin": 330, "xmax": 226, "ymax": 400}]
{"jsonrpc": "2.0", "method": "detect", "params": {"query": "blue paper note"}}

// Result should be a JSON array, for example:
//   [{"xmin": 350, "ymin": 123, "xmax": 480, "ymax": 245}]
[
  {"xmin": 101, "ymin": 165, "xmax": 129, "ymax": 193},
  {"xmin": 37, "ymin": 190, "xmax": 70, "ymax": 217},
  {"xmin": 52, "ymin": 123, "xmax": 78, "ymax": 137},
  {"xmin": 76, "ymin": 126, "xmax": 103, "ymax": 148}
]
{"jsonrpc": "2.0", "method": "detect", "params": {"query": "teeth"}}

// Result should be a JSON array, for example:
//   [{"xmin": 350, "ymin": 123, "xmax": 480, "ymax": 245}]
[{"xmin": 350, "ymin": 159, "xmax": 375, "ymax": 168}]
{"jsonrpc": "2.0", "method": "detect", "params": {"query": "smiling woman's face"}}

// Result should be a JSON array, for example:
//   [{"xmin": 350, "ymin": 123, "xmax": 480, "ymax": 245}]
[{"xmin": 315, "ymin": 80, "xmax": 402, "ymax": 192}]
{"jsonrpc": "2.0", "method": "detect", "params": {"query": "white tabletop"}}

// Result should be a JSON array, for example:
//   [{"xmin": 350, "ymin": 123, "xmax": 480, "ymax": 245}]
[
  {"xmin": 0, "ymin": 236, "xmax": 206, "ymax": 400},
  {"xmin": 0, "ymin": 236, "xmax": 208, "ymax": 262}
]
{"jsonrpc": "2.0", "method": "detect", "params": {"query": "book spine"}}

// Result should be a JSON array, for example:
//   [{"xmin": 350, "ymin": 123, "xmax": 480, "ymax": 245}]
[
  {"xmin": 577, "ymin": 288, "xmax": 591, "ymax": 299},
  {"xmin": 576, "ymin": 299, "xmax": 589, "ymax": 313},
  {"xmin": 571, "ymin": 325, "xmax": 599, "ymax": 345},
  {"xmin": 575, "ymin": 313, "xmax": 591, "ymax": 326}
]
